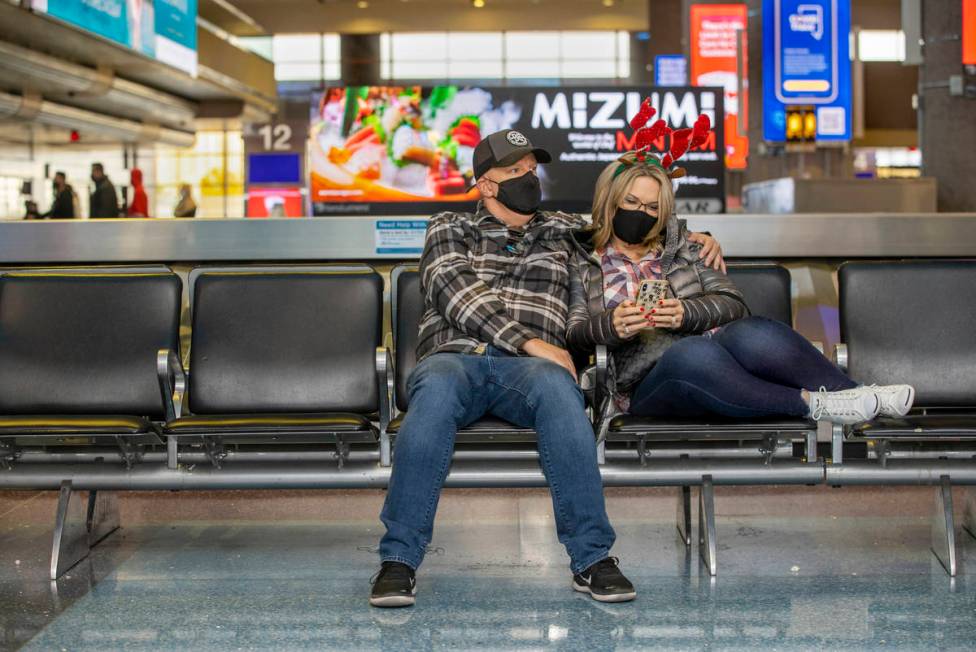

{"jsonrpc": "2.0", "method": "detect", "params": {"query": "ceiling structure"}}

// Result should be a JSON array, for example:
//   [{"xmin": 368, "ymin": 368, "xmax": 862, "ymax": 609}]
[{"xmin": 213, "ymin": 0, "xmax": 648, "ymax": 35}]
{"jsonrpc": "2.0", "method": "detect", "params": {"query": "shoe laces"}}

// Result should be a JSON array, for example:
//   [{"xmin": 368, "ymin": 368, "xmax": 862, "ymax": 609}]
[
  {"xmin": 370, "ymin": 562, "xmax": 413, "ymax": 586},
  {"xmin": 587, "ymin": 556, "xmax": 621, "ymax": 579},
  {"xmin": 811, "ymin": 386, "xmax": 868, "ymax": 420}
]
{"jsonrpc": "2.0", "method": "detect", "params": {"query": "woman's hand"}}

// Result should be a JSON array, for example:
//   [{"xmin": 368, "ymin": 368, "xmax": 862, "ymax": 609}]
[
  {"xmin": 612, "ymin": 300, "xmax": 649, "ymax": 339},
  {"xmin": 687, "ymin": 232, "xmax": 726, "ymax": 273},
  {"xmin": 648, "ymin": 298, "xmax": 685, "ymax": 330}
]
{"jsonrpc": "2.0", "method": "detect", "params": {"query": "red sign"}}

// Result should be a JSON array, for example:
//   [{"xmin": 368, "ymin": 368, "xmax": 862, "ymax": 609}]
[
  {"xmin": 690, "ymin": 3, "xmax": 749, "ymax": 169},
  {"xmin": 965, "ymin": 0, "xmax": 976, "ymax": 65},
  {"xmin": 246, "ymin": 187, "xmax": 305, "ymax": 218}
]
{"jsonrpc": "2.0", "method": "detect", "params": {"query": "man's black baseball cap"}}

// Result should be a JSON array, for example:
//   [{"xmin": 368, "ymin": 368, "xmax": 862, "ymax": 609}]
[{"xmin": 473, "ymin": 129, "xmax": 552, "ymax": 179}]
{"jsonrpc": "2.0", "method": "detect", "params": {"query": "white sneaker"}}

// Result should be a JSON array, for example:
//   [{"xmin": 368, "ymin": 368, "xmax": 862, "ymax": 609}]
[
  {"xmin": 866, "ymin": 384, "xmax": 915, "ymax": 418},
  {"xmin": 807, "ymin": 387, "xmax": 880, "ymax": 425},
  {"xmin": 826, "ymin": 385, "xmax": 916, "ymax": 419}
]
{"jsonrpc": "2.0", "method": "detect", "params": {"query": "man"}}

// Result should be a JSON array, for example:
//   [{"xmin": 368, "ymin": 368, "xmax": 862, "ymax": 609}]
[
  {"xmin": 369, "ymin": 129, "xmax": 723, "ymax": 608},
  {"xmin": 42, "ymin": 172, "xmax": 75, "ymax": 219},
  {"xmin": 90, "ymin": 163, "xmax": 120, "ymax": 218}
]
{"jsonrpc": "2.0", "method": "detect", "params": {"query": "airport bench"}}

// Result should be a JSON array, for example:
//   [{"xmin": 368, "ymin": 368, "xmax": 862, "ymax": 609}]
[
  {"xmin": 159, "ymin": 265, "xmax": 388, "ymax": 471},
  {"xmin": 0, "ymin": 268, "xmax": 182, "ymax": 577},
  {"xmin": 827, "ymin": 259, "xmax": 976, "ymax": 575},
  {"xmin": 4, "ymin": 260, "xmax": 974, "ymax": 580}
]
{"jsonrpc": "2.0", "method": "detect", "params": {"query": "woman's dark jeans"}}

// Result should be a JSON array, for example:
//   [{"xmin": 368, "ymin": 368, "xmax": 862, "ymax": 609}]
[{"xmin": 629, "ymin": 316, "xmax": 857, "ymax": 418}]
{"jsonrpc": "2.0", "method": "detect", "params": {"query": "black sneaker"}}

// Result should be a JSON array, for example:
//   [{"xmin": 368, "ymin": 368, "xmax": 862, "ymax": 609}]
[
  {"xmin": 572, "ymin": 557, "xmax": 636, "ymax": 603},
  {"xmin": 369, "ymin": 561, "xmax": 417, "ymax": 608}
]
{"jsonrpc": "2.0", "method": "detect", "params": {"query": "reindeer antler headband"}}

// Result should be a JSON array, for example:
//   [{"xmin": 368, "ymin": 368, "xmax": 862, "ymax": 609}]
[{"xmin": 612, "ymin": 97, "xmax": 712, "ymax": 182}]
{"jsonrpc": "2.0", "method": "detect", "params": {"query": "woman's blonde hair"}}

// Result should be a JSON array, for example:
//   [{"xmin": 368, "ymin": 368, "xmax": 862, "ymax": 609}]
[{"xmin": 590, "ymin": 152, "xmax": 674, "ymax": 250}]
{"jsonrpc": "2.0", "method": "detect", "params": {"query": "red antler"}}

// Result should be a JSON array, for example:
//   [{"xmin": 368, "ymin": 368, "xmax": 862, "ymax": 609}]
[
  {"xmin": 689, "ymin": 115, "xmax": 711, "ymax": 149},
  {"xmin": 669, "ymin": 128, "xmax": 693, "ymax": 161},
  {"xmin": 621, "ymin": 96, "xmax": 710, "ymax": 177},
  {"xmin": 629, "ymin": 97, "xmax": 656, "ymax": 131},
  {"xmin": 635, "ymin": 119, "xmax": 670, "ymax": 150}
]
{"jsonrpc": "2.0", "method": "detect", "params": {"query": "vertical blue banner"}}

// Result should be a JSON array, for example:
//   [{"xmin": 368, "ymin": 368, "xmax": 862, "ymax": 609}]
[
  {"xmin": 155, "ymin": 0, "xmax": 197, "ymax": 51},
  {"xmin": 154, "ymin": 0, "xmax": 198, "ymax": 76},
  {"xmin": 37, "ymin": 0, "xmax": 131, "ymax": 48},
  {"xmin": 762, "ymin": 0, "xmax": 852, "ymax": 142},
  {"xmin": 32, "ymin": 1, "xmax": 197, "ymax": 77}
]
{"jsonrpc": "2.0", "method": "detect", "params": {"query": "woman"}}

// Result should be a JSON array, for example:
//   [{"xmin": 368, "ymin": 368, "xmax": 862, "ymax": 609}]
[
  {"xmin": 127, "ymin": 168, "xmax": 149, "ymax": 218},
  {"xmin": 174, "ymin": 184, "xmax": 197, "ymax": 218},
  {"xmin": 567, "ymin": 151, "xmax": 914, "ymax": 425}
]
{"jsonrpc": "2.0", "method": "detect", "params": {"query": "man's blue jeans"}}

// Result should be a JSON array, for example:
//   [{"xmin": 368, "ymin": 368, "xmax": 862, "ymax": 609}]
[{"xmin": 379, "ymin": 347, "xmax": 615, "ymax": 574}]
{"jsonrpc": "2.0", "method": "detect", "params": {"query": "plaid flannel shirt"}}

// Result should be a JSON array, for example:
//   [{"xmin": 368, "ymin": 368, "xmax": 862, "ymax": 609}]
[
  {"xmin": 416, "ymin": 203, "xmax": 584, "ymax": 361},
  {"xmin": 599, "ymin": 243, "xmax": 665, "ymax": 310}
]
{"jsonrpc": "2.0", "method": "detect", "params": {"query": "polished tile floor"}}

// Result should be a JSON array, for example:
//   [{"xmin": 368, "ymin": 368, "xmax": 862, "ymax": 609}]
[{"xmin": 2, "ymin": 487, "xmax": 975, "ymax": 651}]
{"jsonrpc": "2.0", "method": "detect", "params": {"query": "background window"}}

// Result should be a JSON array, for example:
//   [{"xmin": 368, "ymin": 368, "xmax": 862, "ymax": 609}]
[
  {"xmin": 858, "ymin": 30, "xmax": 906, "ymax": 62},
  {"xmin": 381, "ymin": 30, "xmax": 629, "ymax": 82},
  {"xmin": 247, "ymin": 30, "xmax": 631, "ymax": 84}
]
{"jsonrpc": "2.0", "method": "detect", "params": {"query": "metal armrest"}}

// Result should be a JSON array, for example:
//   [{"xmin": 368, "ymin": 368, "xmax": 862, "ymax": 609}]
[
  {"xmin": 594, "ymin": 345, "xmax": 609, "ymax": 420},
  {"xmin": 592, "ymin": 344, "xmax": 617, "ymax": 455},
  {"xmin": 375, "ymin": 347, "xmax": 393, "ymax": 430},
  {"xmin": 376, "ymin": 347, "xmax": 393, "ymax": 467},
  {"xmin": 156, "ymin": 348, "xmax": 186, "ymax": 423},
  {"xmin": 828, "ymin": 341, "xmax": 850, "ymax": 465},
  {"xmin": 833, "ymin": 343, "xmax": 848, "ymax": 373}
]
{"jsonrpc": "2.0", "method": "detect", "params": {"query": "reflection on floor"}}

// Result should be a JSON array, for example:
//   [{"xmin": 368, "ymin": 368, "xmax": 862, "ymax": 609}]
[{"xmin": 2, "ymin": 487, "xmax": 975, "ymax": 651}]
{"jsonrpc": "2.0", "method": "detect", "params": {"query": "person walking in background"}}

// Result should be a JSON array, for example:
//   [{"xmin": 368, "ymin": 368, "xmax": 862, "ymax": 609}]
[
  {"xmin": 127, "ymin": 168, "xmax": 149, "ymax": 217},
  {"xmin": 42, "ymin": 171, "xmax": 76, "ymax": 219},
  {"xmin": 174, "ymin": 184, "xmax": 197, "ymax": 218},
  {"xmin": 90, "ymin": 163, "xmax": 120, "ymax": 218}
]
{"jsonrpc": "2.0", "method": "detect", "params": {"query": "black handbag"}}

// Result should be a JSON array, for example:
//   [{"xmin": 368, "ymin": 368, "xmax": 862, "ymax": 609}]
[{"xmin": 611, "ymin": 328, "xmax": 682, "ymax": 392}]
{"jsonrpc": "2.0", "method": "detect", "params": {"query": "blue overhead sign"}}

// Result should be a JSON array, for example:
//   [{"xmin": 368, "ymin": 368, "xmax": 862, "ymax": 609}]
[
  {"xmin": 654, "ymin": 55, "xmax": 688, "ymax": 87},
  {"xmin": 762, "ymin": 0, "xmax": 852, "ymax": 142},
  {"xmin": 32, "ymin": 0, "xmax": 198, "ymax": 77}
]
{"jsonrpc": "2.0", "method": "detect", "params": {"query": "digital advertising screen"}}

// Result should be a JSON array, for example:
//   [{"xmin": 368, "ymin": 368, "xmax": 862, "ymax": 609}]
[
  {"xmin": 310, "ymin": 85, "xmax": 725, "ymax": 216},
  {"xmin": 690, "ymin": 4, "xmax": 749, "ymax": 169}
]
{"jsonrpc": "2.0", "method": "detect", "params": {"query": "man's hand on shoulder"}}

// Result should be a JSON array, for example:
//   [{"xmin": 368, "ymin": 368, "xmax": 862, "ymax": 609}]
[
  {"xmin": 687, "ymin": 231, "xmax": 726, "ymax": 273},
  {"xmin": 521, "ymin": 338, "xmax": 578, "ymax": 382}
]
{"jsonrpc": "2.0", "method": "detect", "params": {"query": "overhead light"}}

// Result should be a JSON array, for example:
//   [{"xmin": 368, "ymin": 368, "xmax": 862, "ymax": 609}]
[
  {"xmin": 472, "ymin": 0, "xmax": 486, "ymax": 7},
  {"xmin": 357, "ymin": 0, "xmax": 368, "ymax": 8},
  {"xmin": 602, "ymin": 0, "xmax": 615, "ymax": 7}
]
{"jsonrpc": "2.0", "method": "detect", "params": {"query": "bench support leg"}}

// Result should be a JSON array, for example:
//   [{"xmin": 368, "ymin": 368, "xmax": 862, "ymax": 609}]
[
  {"xmin": 676, "ymin": 485, "xmax": 692, "ymax": 546},
  {"xmin": 50, "ymin": 480, "xmax": 90, "ymax": 580},
  {"xmin": 830, "ymin": 423, "xmax": 844, "ymax": 466},
  {"xmin": 166, "ymin": 436, "xmax": 178, "ymax": 469},
  {"xmin": 963, "ymin": 488, "xmax": 976, "ymax": 541},
  {"xmin": 698, "ymin": 475, "xmax": 717, "ymax": 576},
  {"xmin": 805, "ymin": 430, "xmax": 818, "ymax": 464},
  {"xmin": 931, "ymin": 475, "xmax": 957, "ymax": 577},
  {"xmin": 87, "ymin": 490, "xmax": 120, "ymax": 547},
  {"xmin": 379, "ymin": 430, "xmax": 391, "ymax": 467}
]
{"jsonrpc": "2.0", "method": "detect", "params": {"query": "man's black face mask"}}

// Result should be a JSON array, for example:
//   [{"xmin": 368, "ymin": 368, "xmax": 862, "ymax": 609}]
[{"xmin": 492, "ymin": 171, "xmax": 542, "ymax": 216}]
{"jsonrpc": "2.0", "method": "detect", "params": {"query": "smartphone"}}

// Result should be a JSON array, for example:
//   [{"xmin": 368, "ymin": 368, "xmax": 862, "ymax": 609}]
[{"xmin": 636, "ymin": 279, "xmax": 671, "ymax": 311}]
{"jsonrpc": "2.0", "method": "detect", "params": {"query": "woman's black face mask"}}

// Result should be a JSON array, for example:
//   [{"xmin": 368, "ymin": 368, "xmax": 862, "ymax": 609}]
[
  {"xmin": 492, "ymin": 171, "xmax": 542, "ymax": 215},
  {"xmin": 611, "ymin": 208, "xmax": 658, "ymax": 245}
]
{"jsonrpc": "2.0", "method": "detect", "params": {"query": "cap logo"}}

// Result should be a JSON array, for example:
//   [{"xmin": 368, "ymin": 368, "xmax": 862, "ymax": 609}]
[{"xmin": 506, "ymin": 131, "xmax": 529, "ymax": 147}]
